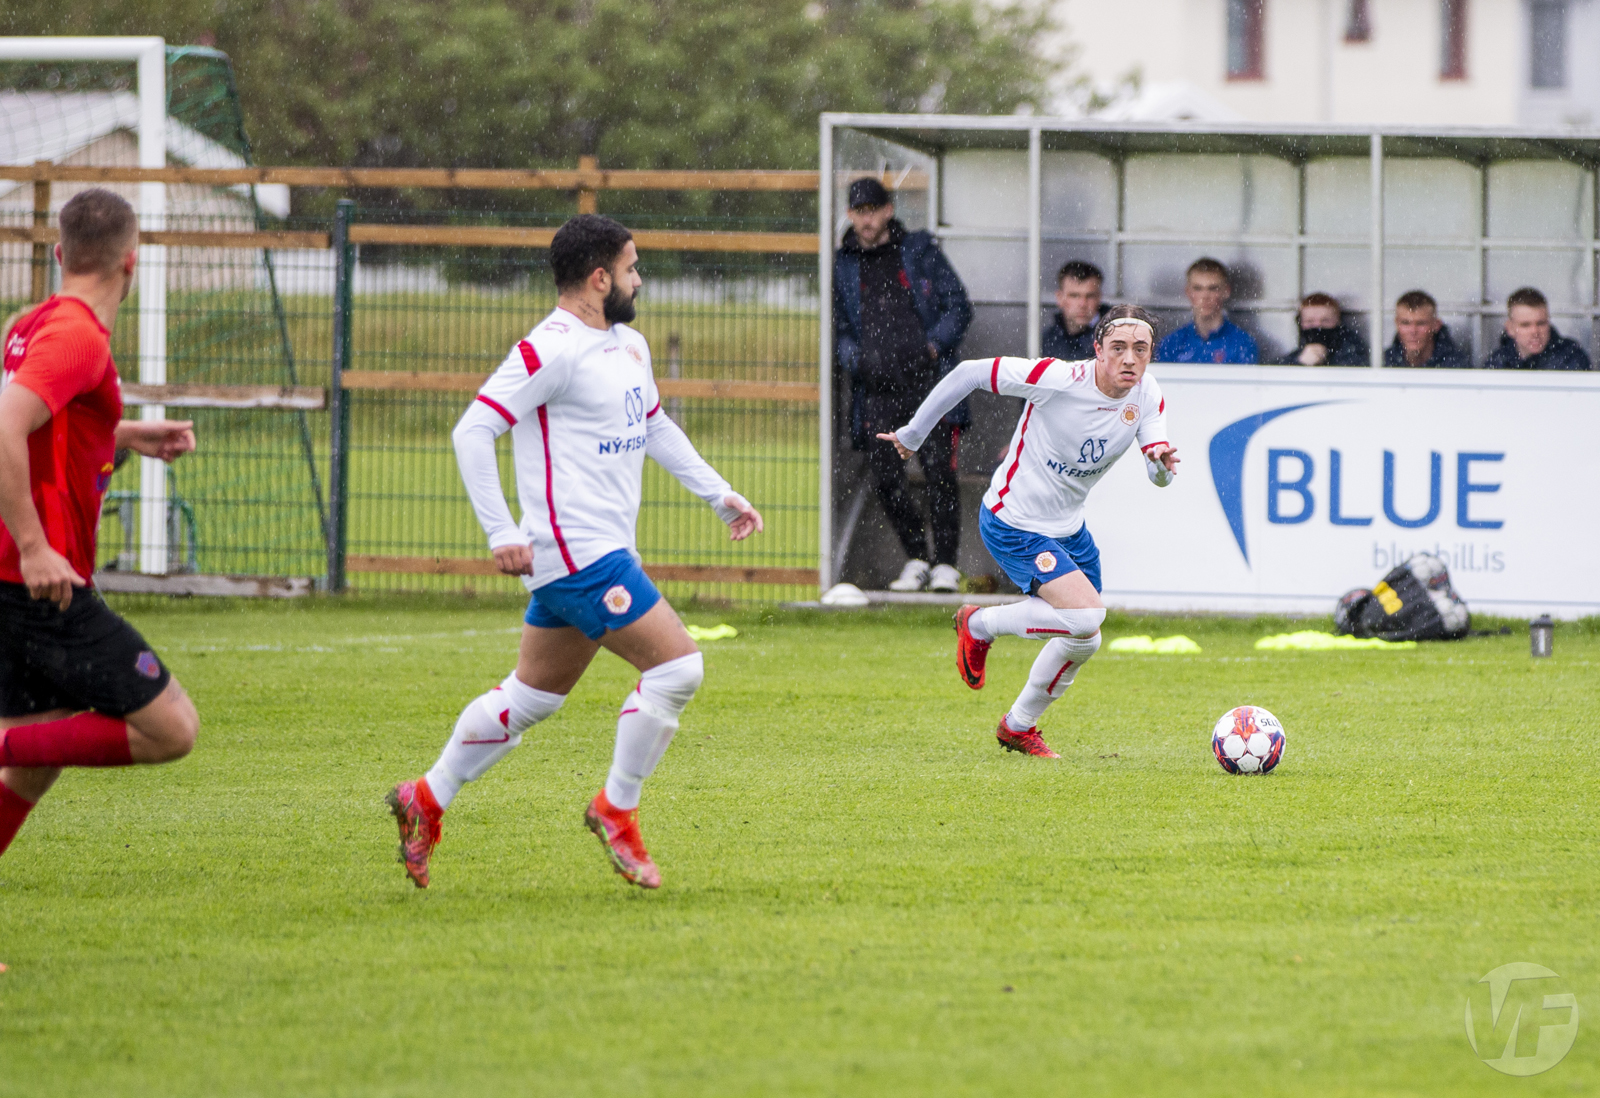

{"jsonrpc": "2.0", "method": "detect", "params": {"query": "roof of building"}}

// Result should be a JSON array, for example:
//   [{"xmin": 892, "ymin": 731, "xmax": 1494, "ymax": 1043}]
[{"xmin": 0, "ymin": 90, "xmax": 290, "ymax": 217}]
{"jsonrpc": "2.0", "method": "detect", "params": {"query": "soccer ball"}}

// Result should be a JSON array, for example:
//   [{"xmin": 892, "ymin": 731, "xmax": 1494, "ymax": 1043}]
[{"xmin": 1211, "ymin": 706, "xmax": 1285, "ymax": 774}]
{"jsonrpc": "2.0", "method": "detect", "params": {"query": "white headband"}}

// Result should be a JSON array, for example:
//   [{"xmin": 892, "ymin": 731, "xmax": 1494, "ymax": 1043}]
[{"xmin": 1101, "ymin": 317, "xmax": 1153, "ymax": 339}]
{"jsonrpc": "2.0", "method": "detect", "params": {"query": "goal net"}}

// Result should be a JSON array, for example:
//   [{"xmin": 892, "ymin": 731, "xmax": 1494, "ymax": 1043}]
[{"xmin": 0, "ymin": 40, "xmax": 327, "ymax": 585}]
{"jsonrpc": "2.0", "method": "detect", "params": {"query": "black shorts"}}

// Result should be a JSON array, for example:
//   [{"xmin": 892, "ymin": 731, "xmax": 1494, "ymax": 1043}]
[{"xmin": 0, "ymin": 582, "xmax": 171, "ymax": 719}]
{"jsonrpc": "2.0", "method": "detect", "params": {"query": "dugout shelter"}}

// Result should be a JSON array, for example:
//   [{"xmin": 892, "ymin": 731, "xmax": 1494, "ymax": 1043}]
[{"xmin": 818, "ymin": 114, "xmax": 1600, "ymax": 617}]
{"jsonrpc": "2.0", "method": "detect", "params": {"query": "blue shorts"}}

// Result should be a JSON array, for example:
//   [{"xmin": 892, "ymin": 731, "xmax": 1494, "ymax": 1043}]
[
  {"xmin": 978, "ymin": 507, "xmax": 1102, "ymax": 596},
  {"xmin": 525, "ymin": 549, "xmax": 662, "ymax": 640}
]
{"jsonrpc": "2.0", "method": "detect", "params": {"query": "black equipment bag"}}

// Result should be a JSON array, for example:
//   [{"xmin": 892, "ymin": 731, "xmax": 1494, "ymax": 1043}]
[{"xmin": 1333, "ymin": 553, "xmax": 1470, "ymax": 642}]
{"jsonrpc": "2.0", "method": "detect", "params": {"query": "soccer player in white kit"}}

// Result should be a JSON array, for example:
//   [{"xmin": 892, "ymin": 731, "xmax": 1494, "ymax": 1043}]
[
  {"xmin": 386, "ymin": 215, "xmax": 763, "ymax": 889},
  {"xmin": 878, "ymin": 305, "xmax": 1178, "ymax": 758}
]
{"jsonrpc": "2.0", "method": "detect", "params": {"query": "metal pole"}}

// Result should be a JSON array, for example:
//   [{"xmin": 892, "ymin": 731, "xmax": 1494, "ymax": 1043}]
[
  {"xmin": 817, "ymin": 117, "xmax": 835, "ymax": 592},
  {"xmin": 136, "ymin": 39, "xmax": 170, "ymax": 572},
  {"xmin": 327, "ymin": 199, "xmax": 355, "ymax": 592},
  {"xmin": 1026, "ymin": 127, "xmax": 1043, "ymax": 359},
  {"xmin": 1369, "ymin": 132, "xmax": 1384, "ymax": 368}
]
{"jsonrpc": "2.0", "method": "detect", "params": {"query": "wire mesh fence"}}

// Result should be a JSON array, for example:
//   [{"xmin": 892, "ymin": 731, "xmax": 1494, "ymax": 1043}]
[
  {"xmin": 1, "ymin": 206, "xmax": 821, "ymax": 601},
  {"xmin": 337, "ymin": 224, "xmax": 820, "ymax": 602},
  {"xmin": 1, "ymin": 49, "xmax": 824, "ymax": 602}
]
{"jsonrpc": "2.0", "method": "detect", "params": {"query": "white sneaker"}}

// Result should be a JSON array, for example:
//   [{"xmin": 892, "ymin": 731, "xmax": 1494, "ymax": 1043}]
[
  {"xmin": 928, "ymin": 564, "xmax": 962, "ymax": 592},
  {"xmin": 888, "ymin": 559, "xmax": 930, "ymax": 592}
]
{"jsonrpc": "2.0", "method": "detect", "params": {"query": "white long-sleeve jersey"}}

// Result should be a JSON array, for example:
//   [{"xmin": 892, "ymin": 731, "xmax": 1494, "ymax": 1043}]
[
  {"xmin": 452, "ymin": 307, "xmax": 744, "ymax": 590},
  {"xmin": 897, "ymin": 356, "xmax": 1172, "ymax": 539}
]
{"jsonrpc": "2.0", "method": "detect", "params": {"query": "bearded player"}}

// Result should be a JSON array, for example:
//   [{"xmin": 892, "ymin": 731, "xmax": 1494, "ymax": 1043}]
[
  {"xmin": 878, "ymin": 306, "xmax": 1178, "ymax": 758},
  {"xmin": 0, "ymin": 189, "xmax": 199, "ymax": 859},
  {"xmin": 386, "ymin": 214, "xmax": 763, "ymax": 890}
]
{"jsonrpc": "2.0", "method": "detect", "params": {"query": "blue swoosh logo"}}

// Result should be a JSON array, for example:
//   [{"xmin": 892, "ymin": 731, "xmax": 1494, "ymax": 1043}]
[{"xmin": 1208, "ymin": 403, "xmax": 1333, "ymax": 565}]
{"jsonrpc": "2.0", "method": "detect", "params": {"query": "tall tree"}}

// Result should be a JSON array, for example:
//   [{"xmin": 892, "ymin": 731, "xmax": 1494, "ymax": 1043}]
[{"xmin": 6, "ymin": 0, "xmax": 1061, "ymax": 171}]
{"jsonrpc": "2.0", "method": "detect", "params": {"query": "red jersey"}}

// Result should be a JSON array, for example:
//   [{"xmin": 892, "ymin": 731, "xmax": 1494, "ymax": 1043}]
[{"xmin": 0, "ymin": 296, "xmax": 123, "ymax": 586}]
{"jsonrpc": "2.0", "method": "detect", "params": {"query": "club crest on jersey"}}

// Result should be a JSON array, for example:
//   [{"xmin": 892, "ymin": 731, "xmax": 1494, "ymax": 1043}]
[
  {"xmin": 134, "ymin": 651, "xmax": 161, "ymax": 679},
  {"xmin": 626, "ymin": 344, "xmax": 643, "ymax": 363},
  {"xmin": 603, "ymin": 585, "xmax": 633, "ymax": 615},
  {"xmin": 1034, "ymin": 551, "xmax": 1058, "ymax": 573},
  {"xmin": 1121, "ymin": 404, "xmax": 1139, "ymax": 425}
]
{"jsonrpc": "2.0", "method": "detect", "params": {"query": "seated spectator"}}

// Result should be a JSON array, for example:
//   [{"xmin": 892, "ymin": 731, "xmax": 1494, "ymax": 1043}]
[
  {"xmin": 1156, "ymin": 257, "xmax": 1259, "ymax": 363},
  {"xmin": 1384, "ymin": 290, "xmax": 1470, "ymax": 368},
  {"xmin": 1281, "ymin": 292, "xmax": 1370, "ymax": 366},
  {"xmin": 1484, "ymin": 287, "xmax": 1592, "ymax": 371},
  {"xmin": 1041, "ymin": 260, "xmax": 1111, "ymax": 361}
]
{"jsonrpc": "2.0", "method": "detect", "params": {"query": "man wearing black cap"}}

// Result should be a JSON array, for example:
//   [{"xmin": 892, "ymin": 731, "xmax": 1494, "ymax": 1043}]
[{"xmin": 834, "ymin": 177, "xmax": 973, "ymax": 592}]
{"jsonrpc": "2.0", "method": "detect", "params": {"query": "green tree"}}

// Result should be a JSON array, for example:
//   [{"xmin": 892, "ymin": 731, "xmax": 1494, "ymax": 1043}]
[{"xmin": 6, "ymin": 0, "xmax": 1062, "ymax": 172}]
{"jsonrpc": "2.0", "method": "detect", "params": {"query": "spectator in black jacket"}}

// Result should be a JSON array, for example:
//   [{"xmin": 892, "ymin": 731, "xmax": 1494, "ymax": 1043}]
[
  {"xmin": 1041, "ymin": 260, "xmax": 1111, "ymax": 361},
  {"xmin": 833, "ymin": 177, "xmax": 973, "ymax": 592},
  {"xmin": 1483, "ymin": 287, "xmax": 1592, "ymax": 371},
  {"xmin": 1384, "ymin": 290, "xmax": 1471, "ymax": 368},
  {"xmin": 1280, "ymin": 292, "xmax": 1370, "ymax": 366}
]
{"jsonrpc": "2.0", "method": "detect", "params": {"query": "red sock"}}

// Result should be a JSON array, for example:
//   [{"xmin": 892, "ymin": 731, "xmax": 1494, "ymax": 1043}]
[
  {"xmin": 0, "ymin": 782, "xmax": 36, "ymax": 858},
  {"xmin": 0, "ymin": 712, "xmax": 133, "ymax": 768}
]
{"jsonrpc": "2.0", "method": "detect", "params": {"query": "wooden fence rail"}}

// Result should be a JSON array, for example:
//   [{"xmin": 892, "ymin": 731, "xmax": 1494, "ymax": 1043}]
[{"xmin": 0, "ymin": 162, "xmax": 924, "ymax": 193}]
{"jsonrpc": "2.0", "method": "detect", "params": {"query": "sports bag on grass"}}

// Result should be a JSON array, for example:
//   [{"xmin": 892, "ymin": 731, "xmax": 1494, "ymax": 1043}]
[{"xmin": 1333, "ymin": 553, "xmax": 1470, "ymax": 642}]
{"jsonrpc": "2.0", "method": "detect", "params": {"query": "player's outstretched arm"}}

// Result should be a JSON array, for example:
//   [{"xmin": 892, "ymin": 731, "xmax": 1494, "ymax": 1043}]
[
  {"xmin": 0, "ymin": 383, "xmax": 85, "ymax": 609},
  {"xmin": 115, "ymin": 419, "xmax": 196, "ymax": 462},
  {"xmin": 875, "ymin": 357, "xmax": 994, "ymax": 458},
  {"xmin": 451, "ymin": 400, "xmax": 531, "ymax": 575},
  {"xmin": 645, "ymin": 411, "xmax": 763, "ymax": 541}
]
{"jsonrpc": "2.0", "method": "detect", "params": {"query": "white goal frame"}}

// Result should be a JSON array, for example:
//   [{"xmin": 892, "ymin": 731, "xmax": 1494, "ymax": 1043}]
[{"xmin": 0, "ymin": 36, "xmax": 170, "ymax": 573}]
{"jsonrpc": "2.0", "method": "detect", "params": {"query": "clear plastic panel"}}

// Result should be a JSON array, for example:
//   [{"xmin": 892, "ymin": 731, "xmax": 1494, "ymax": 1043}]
[
  {"xmin": 1384, "ymin": 159, "xmax": 1480, "ymax": 241},
  {"xmin": 1119, "ymin": 243, "xmax": 1298, "ymax": 306},
  {"xmin": 1124, "ymin": 154, "xmax": 1297, "ymax": 235},
  {"xmin": 1384, "ymin": 247, "xmax": 1480, "ymax": 307},
  {"xmin": 832, "ymin": 128, "xmax": 934, "ymax": 237},
  {"xmin": 940, "ymin": 236, "xmax": 1028, "ymax": 303},
  {"xmin": 1486, "ymin": 247, "xmax": 1592, "ymax": 307},
  {"xmin": 1302, "ymin": 246, "xmax": 1372, "ymax": 309},
  {"xmin": 941, "ymin": 149, "xmax": 1028, "ymax": 231},
  {"xmin": 1040, "ymin": 151, "xmax": 1117, "ymax": 232},
  {"xmin": 1488, "ymin": 161, "xmax": 1594, "ymax": 240},
  {"xmin": 1305, "ymin": 158, "xmax": 1370, "ymax": 238}
]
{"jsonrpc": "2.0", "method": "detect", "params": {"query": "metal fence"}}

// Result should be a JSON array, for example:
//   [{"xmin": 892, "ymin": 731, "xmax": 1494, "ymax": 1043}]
[{"xmin": 1, "ymin": 170, "xmax": 828, "ymax": 603}]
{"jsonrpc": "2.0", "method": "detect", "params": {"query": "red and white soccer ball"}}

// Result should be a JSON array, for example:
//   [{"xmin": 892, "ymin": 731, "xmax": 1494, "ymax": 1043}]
[{"xmin": 1212, "ymin": 706, "xmax": 1285, "ymax": 774}]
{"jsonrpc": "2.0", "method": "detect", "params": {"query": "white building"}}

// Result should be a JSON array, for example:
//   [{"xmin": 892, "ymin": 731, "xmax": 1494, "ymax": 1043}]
[
  {"xmin": 0, "ymin": 90, "xmax": 290, "ymax": 299},
  {"xmin": 1057, "ymin": 0, "xmax": 1600, "ymax": 129}
]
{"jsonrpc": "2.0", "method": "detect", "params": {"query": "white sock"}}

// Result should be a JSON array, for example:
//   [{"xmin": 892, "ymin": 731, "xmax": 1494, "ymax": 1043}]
[
  {"xmin": 426, "ymin": 673, "xmax": 564, "ymax": 809},
  {"xmin": 972, "ymin": 598, "xmax": 1104, "ymax": 642},
  {"xmin": 1005, "ymin": 633, "xmax": 1102, "ymax": 732},
  {"xmin": 604, "ymin": 652, "xmax": 703, "ymax": 811}
]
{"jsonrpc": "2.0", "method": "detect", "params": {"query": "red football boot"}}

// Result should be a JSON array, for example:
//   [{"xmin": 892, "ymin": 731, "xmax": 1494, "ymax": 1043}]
[
  {"xmin": 585, "ymin": 790, "xmax": 661, "ymax": 890},
  {"xmin": 386, "ymin": 778, "xmax": 443, "ymax": 889},
  {"xmin": 995, "ymin": 717, "xmax": 1061, "ymax": 759},
  {"xmin": 954, "ymin": 604, "xmax": 991, "ymax": 690}
]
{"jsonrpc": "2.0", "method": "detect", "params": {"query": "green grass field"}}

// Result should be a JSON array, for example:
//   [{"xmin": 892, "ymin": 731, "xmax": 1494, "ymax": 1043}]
[{"xmin": 1, "ymin": 600, "xmax": 1596, "ymax": 1097}]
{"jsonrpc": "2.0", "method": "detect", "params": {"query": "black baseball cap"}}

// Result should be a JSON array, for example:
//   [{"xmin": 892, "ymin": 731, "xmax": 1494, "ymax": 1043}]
[{"xmin": 847, "ymin": 177, "xmax": 891, "ymax": 209}]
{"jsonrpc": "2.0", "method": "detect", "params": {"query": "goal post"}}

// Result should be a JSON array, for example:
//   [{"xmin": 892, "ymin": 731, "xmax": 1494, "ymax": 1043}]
[{"xmin": 0, "ymin": 36, "xmax": 170, "ymax": 573}]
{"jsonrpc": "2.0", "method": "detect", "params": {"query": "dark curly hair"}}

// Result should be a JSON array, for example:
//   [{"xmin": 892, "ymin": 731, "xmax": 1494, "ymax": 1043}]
[
  {"xmin": 1093, "ymin": 304, "xmax": 1160, "ymax": 347},
  {"xmin": 549, "ymin": 214, "xmax": 634, "ymax": 291}
]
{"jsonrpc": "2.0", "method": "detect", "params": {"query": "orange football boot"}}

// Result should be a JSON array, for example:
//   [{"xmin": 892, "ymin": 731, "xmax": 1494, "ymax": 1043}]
[
  {"xmin": 954, "ymin": 604, "xmax": 991, "ymax": 690},
  {"xmin": 386, "ymin": 778, "xmax": 443, "ymax": 888},
  {"xmin": 585, "ymin": 790, "xmax": 661, "ymax": 889},
  {"xmin": 995, "ymin": 717, "xmax": 1060, "ymax": 759}
]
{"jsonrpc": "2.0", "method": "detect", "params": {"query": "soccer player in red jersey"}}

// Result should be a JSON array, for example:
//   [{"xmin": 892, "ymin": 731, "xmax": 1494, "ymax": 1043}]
[{"xmin": 0, "ymin": 189, "xmax": 200, "ymax": 860}]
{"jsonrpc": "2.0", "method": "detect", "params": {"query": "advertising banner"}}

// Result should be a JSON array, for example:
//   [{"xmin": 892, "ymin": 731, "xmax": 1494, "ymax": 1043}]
[{"xmin": 1090, "ymin": 365, "xmax": 1600, "ymax": 619}]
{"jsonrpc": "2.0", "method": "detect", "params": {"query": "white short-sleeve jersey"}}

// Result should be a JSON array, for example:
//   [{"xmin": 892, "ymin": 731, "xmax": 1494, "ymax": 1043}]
[
  {"xmin": 473, "ymin": 307, "xmax": 660, "ymax": 589},
  {"xmin": 980, "ymin": 356, "xmax": 1170, "ymax": 538}
]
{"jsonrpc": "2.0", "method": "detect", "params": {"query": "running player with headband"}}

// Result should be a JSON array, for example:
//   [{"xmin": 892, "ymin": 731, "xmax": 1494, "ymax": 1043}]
[{"xmin": 877, "ymin": 305, "xmax": 1178, "ymax": 758}]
